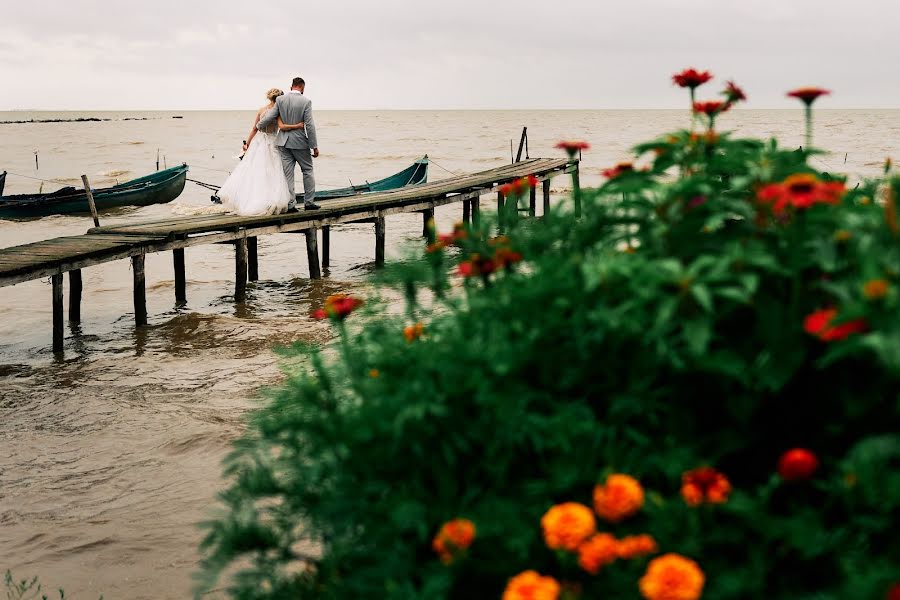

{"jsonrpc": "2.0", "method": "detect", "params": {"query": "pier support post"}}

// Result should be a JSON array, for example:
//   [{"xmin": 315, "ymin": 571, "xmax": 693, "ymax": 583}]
[
  {"xmin": 543, "ymin": 178, "xmax": 551, "ymax": 216},
  {"xmin": 529, "ymin": 184, "xmax": 537, "ymax": 217},
  {"xmin": 497, "ymin": 191, "xmax": 505, "ymax": 214},
  {"xmin": 572, "ymin": 165, "xmax": 582, "ymax": 217},
  {"xmin": 247, "ymin": 237, "xmax": 259, "ymax": 281},
  {"xmin": 235, "ymin": 239, "xmax": 248, "ymax": 303},
  {"xmin": 472, "ymin": 196, "xmax": 481, "ymax": 225},
  {"xmin": 68, "ymin": 269, "xmax": 82, "ymax": 322},
  {"xmin": 305, "ymin": 229, "xmax": 321, "ymax": 279},
  {"xmin": 52, "ymin": 274, "xmax": 63, "ymax": 353},
  {"xmin": 132, "ymin": 253, "xmax": 147, "ymax": 326},
  {"xmin": 463, "ymin": 199, "xmax": 471, "ymax": 224},
  {"xmin": 374, "ymin": 216, "xmax": 386, "ymax": 268},
  {"xmin": 173, "ymin": 249, "xmax": 186, "ymax": 304},
  {"xmin": 322, "ymin": 226, "xmax": 330, "ymax": 271},
  {"xmin": 423, "ymin": 207, "xmax": 434, "ymax": 237}
]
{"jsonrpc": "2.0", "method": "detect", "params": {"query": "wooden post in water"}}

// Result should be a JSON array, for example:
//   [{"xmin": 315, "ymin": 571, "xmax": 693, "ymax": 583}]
[
  {"xmin": 173, "ymin": 248, "xmax": 186, "ymax": 303},
  {"xmin": 422, "ymin": 207, "xmax": 434, "ymax": 237},
  {"xmin": 234, "ymin": 239, "xmax": 248, "ymax": 302},
  {"xmin": 52, "ymin": 274, "xmax": 63, "ymax": 353},
  {"xmin": 132, "ymin": 253, "xmax": 147, "ymax": 326},
  {"xmin": 472, "ymin": 195, "xmax": 481, "ymax": 225},
  {"xmin": 529, "ymin": 184, "xmax": 537, "ymax": 217},
  {"xmin": 374, "ymin": 216, "xmax": 386, "ymax": 267},
  {"xmin": 322, "ymin": 226, "xmax": 330, "ymax": 271},
  {"xmin": 497, "ymin": 191, "xmax": 505, "ymax": 228},
  {"xmin": 572, "ymin": 163, "xmax": 582, "ymax": 217},
  {"xmin": 543, "ymin": 178, "xmax": 551, "ymax": 215},
  {"xmin": 81, "ymin": 175, "xmax": 100, "ymax": 228},
  {"xmin": 68, "ymin": 270, "xmax": 82, "ymax": 322},
  {"xmin": 305, "ymin": 229, "xmax": 321, "ymax": 279},
  {"xmin": 247, "ymin": 237, "xmax": 259, "ymax": 281},
  {"xmin": 462, "ymin": 199, "xmax": 471, "ymax": 224}
]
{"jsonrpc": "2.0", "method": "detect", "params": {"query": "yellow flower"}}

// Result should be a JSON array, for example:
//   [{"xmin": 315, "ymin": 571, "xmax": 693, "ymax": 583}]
[
  {"xmin": 577, "ymin": 533, "xmax": 618, "ymax": 574},
  {"xmin": 502, "ymin": 570, "xmax": 561, "ymax": 600},
  {"xmin": 541, "ymin": 502, "xmax": 596, "ymax": 552},
  {"xmin": 639, "ymin": 553, "xmax": 705, "ymax": 600},
  {"xmin": 432, "ymin": 518, "xmax": 476, "ymax": 565},
  {"xmin": 863, "ymin": 279, "xmax": 889, "ymax": 300},
  {"xmin": 593, "ymin": 473, "xmax": 645, "ymax": 523}
]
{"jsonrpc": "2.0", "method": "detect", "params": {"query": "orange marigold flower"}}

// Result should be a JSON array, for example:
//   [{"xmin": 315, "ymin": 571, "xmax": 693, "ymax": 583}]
[
  {"xmin": 577, "ymin": 532, "xmax": 618, "ymax": 575},
  {"xmin": 432, "ymin": 518, "xmax": 476, "ymax": 564},
  {"xmin": 593, "ymin": 473, "xmax": 645, "ymax": 523},
  {"xmin": 602, "ymin": 162, "xmax": 635, "ymax": 179},
  {"xmin": 787, "ymin": 87, "xmax": 830, "ymax": 105},
  {"xmin": 426, "ymin": 241, "xmax": 445, "ymax": 253},
  {"xmin": 457, "ymin": 254, "xmax": 497, "ymax": 278},
  {"xmin": 681, "ymin": 467, "xmax": 731, "ymax": 506},
  {"xmin": 368, "ymin": 368, "xmax": 380, "ymax": 378},
  {"xmin": 312, "ymin": 294, "xmax": 363, "ymax": 320},
  {"xmin": 863, "ymin": 278, "xmax": 889, "ymax": 300},
  {"xmin": 639, "ymin": 554, "xmax": 705, "ymax": 600},
  {"xmin": 803, "ymin": 308, "xmax": 868, "ymax": 342},
  {"xmin": 404, "ymin": 322, "xmax": 425, "ymax": 342},
  {"xmin": 833, "ymin": 229, "xmax": 852, "ymax": 242},
  {"xmin": 616, "ymin": 534, "xmax": 659, "ymax": 560},
  {"xmin": 494, "ymin": 247, "xmax": 524, "ymax": 268},
  {"xmin": 541, "ymin": 502, "xmax": 596, "ymax": 552},
  {"xmin": 777, "ymin": 448, "xmax": 819, "ymax": 482},
  {"xmin": 502, "ymin": 571, "xmax": 561, "ymax": 600},
  {"xmin": 672, "ymin": 68, "xmax": 713, "ymax": 89}
]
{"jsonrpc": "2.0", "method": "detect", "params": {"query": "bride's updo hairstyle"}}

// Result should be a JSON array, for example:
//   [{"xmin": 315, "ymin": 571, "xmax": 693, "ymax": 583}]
[{"xmin": 266, "ymin": 88, "xmax": 284, "ymax": 102}]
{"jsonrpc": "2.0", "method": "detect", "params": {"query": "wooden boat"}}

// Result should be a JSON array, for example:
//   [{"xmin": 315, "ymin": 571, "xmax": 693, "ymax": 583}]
[
  {"xmin": 0, "ymin": 165, "xmax": 188, "ymax": 219},
  {"xmin": 204, "ymin": 156, "xmax": 429, "ymax": 203}
]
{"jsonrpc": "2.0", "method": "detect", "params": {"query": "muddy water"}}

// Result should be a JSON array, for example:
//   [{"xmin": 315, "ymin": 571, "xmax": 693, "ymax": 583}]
[{"xmin": 1, "ymin": 109, "xmax": 897, "ymax": 598}]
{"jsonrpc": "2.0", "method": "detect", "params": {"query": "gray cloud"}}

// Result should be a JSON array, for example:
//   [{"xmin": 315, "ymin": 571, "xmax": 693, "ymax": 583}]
[{"xmin": 2, "ymin": 0, "xmax": 899, "ymax": 109}]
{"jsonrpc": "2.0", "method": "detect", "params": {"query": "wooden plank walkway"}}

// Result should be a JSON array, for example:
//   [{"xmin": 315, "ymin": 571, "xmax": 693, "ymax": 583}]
[{"xmin": 0, "ymin": 157, "xmax": 577, "ymax": 352}]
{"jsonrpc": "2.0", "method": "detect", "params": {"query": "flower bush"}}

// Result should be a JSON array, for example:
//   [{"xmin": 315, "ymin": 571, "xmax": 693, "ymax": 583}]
[{"xmin": 197, "ymin": 72, "xmax": 900, "ymax": 599}]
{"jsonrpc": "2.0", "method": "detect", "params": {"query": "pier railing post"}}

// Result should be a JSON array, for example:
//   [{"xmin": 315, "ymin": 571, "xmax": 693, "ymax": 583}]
[
  {"xmin": 247, "ymin": 237, "xmax": 259, "ymax": 281},
  {"xmin": 52, "ymin": 273, "xmax": 64, "ymax": 353},
  {"xmin": 374, "ymin": 215, "xmax": 386, "ymax": 268},
  {"xmin": 173, "ymin": 249, "xmax": 186, "ymax": 304},
  {"xmin": 529, "ymin": 184, "xmax": 537, "ymax": 217},
  {"xmin": 322, "ymin": 226, "xmax": 330, "ymax": 271},
  {"xmin": 305, "ymin": 229, "xmax": 322, "ymax": 279},
  {"xmin": 132, "ymin": 253, "xmax": 147, "ymax": 326},
  {"xmin": 472, "ymin": 195, "xmax": 481, "ymax": 225},
  {"xmin": 235, "ymin": 239, "xmax": 248, "ymax": 303},
  {"xmin": 542, "ymin": 178, "xmax": 551, "ymax": 216},
  {"xmin": 68, "ymin": 269, "xmax": 82, "ymax": 322}
]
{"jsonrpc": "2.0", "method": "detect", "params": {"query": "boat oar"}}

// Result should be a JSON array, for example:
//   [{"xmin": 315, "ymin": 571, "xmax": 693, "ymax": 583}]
[{"xmin": 81, "ymin": 174, "xmax": 100, "ymax": 227}]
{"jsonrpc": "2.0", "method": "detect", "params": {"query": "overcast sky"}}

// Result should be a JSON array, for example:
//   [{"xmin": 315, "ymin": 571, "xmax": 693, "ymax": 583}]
[{"xmin": 2, "ymin": 0, "xmax": 898, "ymax": 111}]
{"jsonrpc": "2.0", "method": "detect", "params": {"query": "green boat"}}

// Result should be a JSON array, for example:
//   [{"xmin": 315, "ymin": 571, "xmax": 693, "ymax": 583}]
[
  {"xmin": 205, "ymin": 156, "xmax": 429, "ymax": 203},
  {"xmin": 0, "ymin": 164, "xmax": 188, "ymax": 219}
]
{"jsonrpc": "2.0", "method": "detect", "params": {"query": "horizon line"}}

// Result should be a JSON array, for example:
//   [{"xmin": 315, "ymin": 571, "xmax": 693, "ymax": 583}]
[{"xmin": 3, "ymin": 106, "xmax": 899, "ymax": 112}]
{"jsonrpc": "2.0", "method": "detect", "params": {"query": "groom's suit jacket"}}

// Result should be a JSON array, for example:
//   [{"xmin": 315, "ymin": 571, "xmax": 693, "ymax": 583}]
[{"xmin": 259, "ymin": 91, "xmax": 318, "ymax": 150}]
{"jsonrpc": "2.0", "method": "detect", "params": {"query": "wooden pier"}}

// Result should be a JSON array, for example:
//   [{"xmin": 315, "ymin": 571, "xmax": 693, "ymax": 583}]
[{"xmin": 0, "ymin": 158, "xmax": 577, "ymax": 352}]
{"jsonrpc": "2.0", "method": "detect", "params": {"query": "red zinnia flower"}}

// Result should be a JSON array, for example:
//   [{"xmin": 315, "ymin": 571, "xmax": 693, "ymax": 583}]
[
  {"xmin": 722, "ymin": 80, "xmax": 747, "ymax": 103},
  {"xmin": 692, "ymin": 100, "xmax": 729, "ymax": 116},
  {"xmin": 787, "ymin": 87, "xmax": 830, "ymax": 105},
  {"xmin": 803, "ymin": 308, "xmax": 867, "ymax": 342},
  {"xmin": 681, "ymin": 467, "xmax": 731, "ymax": 506},
  {"xmin": 602, "ymin": 162, "xmax": 635, "ymax": 179},
  {"xmin": 311, "ymin": 294, "xmax": 363, "ymax": 320},
  {"xmin": 777, "ymin": 448, "xmax": 819, "ymax": 481},
  {"xmin": 555, "ymin": 140, "xmax": 590, "ymax": 153},
  {"xmin": 672, "ymin": 68, "xmax": 713, "ymax": 89},
  {"xmin": 887, "ymin": 582, "xmax": 900, "ymax": 600},
  {"xmin": 756, "ymin": 173, "xmax": 845, "ymax": 215},
  {"xmin": 502, "ymin": 175, "xmax": 541, "ymax": 197}
]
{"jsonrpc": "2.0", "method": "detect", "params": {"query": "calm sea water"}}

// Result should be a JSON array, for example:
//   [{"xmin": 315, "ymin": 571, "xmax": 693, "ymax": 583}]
[{"xmin": 1, "ymin": 109, "xmax": 898, "ymax": 598}]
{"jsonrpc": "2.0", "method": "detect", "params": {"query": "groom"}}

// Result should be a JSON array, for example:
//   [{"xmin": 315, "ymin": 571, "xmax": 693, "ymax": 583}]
[{"xmin": 258, "ymin": 76, "xmax": 319, "ymax": 210}]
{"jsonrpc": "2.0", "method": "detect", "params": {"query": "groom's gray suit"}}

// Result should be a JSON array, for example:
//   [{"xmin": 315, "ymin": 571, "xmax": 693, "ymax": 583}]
[{"xmin": 258, "ymin": 90, "xmax": 317, "ymax": 206}]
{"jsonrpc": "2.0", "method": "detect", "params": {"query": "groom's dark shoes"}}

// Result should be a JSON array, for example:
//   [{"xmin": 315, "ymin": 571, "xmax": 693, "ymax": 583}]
[{"xmin": 304, "ymin": 202, "xmax": 321, "ymax": 210}]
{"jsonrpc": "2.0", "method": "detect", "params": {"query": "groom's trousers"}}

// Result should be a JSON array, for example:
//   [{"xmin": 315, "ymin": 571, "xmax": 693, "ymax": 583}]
[{"xmin": 279, "ymin": 147, "xmax": 315, "ymax": 206}]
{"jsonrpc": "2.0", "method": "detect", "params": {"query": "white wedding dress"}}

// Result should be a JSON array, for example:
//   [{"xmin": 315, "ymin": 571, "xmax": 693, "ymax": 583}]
[{"xmin": 217, "ymin": 124, "xmax": 292, "ymax": 216}]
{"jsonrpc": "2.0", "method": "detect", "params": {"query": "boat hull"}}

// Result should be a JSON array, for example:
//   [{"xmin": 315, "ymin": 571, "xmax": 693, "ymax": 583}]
[{"xmin": 0, "ymin": 165, "xmax": 188, "ymax": 219}]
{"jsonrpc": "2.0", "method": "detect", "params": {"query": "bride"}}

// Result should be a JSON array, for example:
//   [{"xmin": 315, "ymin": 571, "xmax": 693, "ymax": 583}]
[{"xmin": 217, "ymin": 88, "xmax": 298, "ymax": 216}]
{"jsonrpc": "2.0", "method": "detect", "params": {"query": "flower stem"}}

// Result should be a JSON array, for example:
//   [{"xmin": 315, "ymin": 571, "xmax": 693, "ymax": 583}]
[{"xmin": 804, "ymin": 105, "xmax": 813, "ymax": 149}]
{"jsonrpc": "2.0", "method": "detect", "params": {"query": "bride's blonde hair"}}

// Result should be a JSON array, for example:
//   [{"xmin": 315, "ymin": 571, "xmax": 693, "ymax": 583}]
[{"xmin": 266, "ymin": 88, "xmax": 284, "ymax": 102}]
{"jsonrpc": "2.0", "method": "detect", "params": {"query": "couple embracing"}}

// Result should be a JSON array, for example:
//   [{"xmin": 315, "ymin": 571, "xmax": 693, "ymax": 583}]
[{"xmin": 218, "ymin": 77, "xmax": 320, "ymax": 216}]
